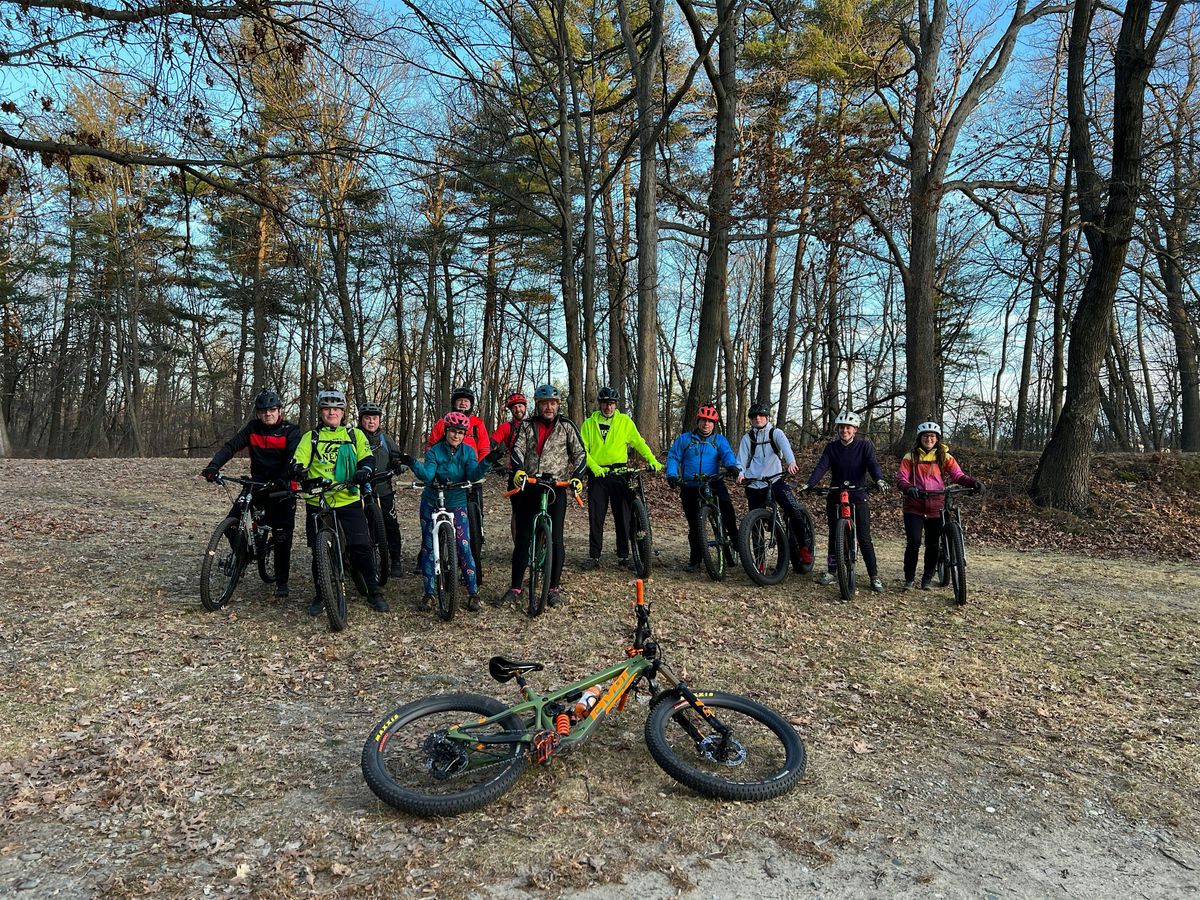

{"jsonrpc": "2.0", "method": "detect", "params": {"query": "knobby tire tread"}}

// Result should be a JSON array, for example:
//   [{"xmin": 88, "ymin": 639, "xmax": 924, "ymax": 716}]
[
  {"xmin": 200, "ymin": 517, "xmax": 243, "ymax": 611},
  {"xmin": 948, "ymin": 521, "xmax": 967, "ymax": 605},
  {"xmin": 467, "ymin": 495, "xmax": 484, "ymax": 587},
  {"xmin": 368, "ymin": 500, "xmax": 390, "ymax": 587},
  {"xmin": 738, "ymin": 508, "xmax": 788, "ymax": 586},
  {"xmin": 435, "ymin": 521, "xmax": 458, "ymax": 621},
  {"xmin": 528, "ymin": 519, "xmax": 551, "ymax": 617},
  {"xmin": 835, "ymin": 518, "xmax": 856, "ymax": 601},
  {"xmin": 699, "ymin": 504, "xmax": 726, "ymax": 581},
  {"xmin": 315, "ymin": 529, "xmax": 348, "ymax": 632}
]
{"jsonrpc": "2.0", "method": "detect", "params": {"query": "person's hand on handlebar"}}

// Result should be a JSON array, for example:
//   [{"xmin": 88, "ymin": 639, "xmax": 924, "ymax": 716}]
[
  {"xmin": 666, "ymin": 475, "xmax": 679, "ymax": 489},
  {"xmin": 353, "ymin": 467, "xmax": 372, "ymax": 486},
  {"xmin": 569, "ymin": 477, "xmax": 584, "ymax": 495},
  {"xmin": 906, "ymin": 486, "xmax": 920, "ymax": 499},
  {"xmin": 787, "ymin": 463, "xmax": 799, "ymax": 476},
  {"xmin": 201, "ymin": 466, "xmax": 220, "ymax": 483},
  {"xmin": 875, "ymin": 479, "xmax": 889, "ymax": 492}
]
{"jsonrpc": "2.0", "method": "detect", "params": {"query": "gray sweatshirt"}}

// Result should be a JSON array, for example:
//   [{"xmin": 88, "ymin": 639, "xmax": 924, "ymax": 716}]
[{"xmin": 736, "ymin": 425, "xmax": 796, "ymax": 488}]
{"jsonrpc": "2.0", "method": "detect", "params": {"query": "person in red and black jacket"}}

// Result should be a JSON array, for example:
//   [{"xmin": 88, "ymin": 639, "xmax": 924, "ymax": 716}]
[
  {"xmin": 201, "ymin": 389, "xmax": 301, "ymax": 598},
  {"xmin": 491, "ymin": 391, "xmax": 528, "ymax": 539}
]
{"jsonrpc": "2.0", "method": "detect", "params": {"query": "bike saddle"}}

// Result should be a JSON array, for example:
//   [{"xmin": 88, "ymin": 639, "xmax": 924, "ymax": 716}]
[{"xmin": 488, "ymin": 656, "xmax": 544, "ymax": 683}]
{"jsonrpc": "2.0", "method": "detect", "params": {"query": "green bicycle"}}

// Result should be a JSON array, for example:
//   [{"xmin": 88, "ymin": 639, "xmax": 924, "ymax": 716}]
[
  {"xmin": 361, "ymin": 579, "xmax": 807, "ymax": 817},
  {"xmin": 505, "ymin": 471, "xmax": 582, "ymax": 617}
]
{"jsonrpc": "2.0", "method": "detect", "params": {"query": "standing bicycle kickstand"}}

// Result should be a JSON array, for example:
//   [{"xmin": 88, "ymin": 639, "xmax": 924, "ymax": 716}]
[
  {"xmin": 200, "ymin": 474, "xmax": 278, "ymax": 611},
  {"xmin": 738, "ymin": 472, "xmax": 817, "ymax": 587},
  {"xmin": 807, "ymin": 481, "xmax": 880, "ymax": 601},
  {"xmin": 407, "ymin": 479, "xmax": 479, "ymax": 621},
  {"xmin": 505, "ymin": 473, "xmax": 582, "ymax": 617},
  {"xmin": 677, "ymin": 474, "xmax": 737, "ymax": 581},
  {"xmin": 361, "ymin": 578, "xmax": 808, "ymax": 817},
  {"xmin": 603, "ymin": 464, "xmax": 655, "ymax": 578},
  {"xmin": 918, "ymin": 484, "xmax": 980, "ymax": 606}
]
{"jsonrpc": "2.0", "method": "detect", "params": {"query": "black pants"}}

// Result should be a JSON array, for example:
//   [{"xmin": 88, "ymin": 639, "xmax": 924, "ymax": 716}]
[
  {"xmin": 379, "ymin": 492, "xmax": 403, "ymax": 565},
  {"xmin": 824, "ymin": 495, "xmax": 878, "ymax": 577},
  {"xmin": 229, "ymin": 493, "xmax": 296, "ymax": 586},
  {"xmin": 746, "ymin": 480, "xmax": 811, "ymax": 568},
  {"xmin": 305, "ymin": 503, "xmax": 378, "ymax": 594},
  {"xmin": 511, "ymin": 487, "xmax": 567, "ymax": 590},
  {"xmin": 903, "ymin": 512, "xmax": 942, "ymax": 581},
  {"xmin": 587, "ymin": 473, "xmax": 630, "ymax": 560},
  {"xmin": 681, "ymin": 478, "xmax": 738, "ymax": 564}
]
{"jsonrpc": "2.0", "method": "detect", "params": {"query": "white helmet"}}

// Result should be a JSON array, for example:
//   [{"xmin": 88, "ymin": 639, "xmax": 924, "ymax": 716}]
[
  {"xmin": 916, "ymin": 420, "xmax": 942, "ymax": 437},
  {"xmin": 834, "ymin": 409, "xmax": 861, "ymax": 428}
]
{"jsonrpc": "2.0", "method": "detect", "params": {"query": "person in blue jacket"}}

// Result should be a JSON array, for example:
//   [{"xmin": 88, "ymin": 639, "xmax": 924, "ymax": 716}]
[
  {"xmin": 666, "ymin": 405, "xmax": 741, "ymax": 571},
  {"xmin": 397, "ymin": 411, "xmax": 501, "ymax": 613}
]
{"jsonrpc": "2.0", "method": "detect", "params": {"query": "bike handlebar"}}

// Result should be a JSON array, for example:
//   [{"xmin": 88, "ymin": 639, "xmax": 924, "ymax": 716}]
[
  {"xmin": 406, "ymin": 479, "xmax": 482, "ymax": 490},
  {"xmin": 211, "ymin": 474, "xmax": 271, "ymax": 489},
  {"xmin": 807, "ymin": 481, "xmax": 882, "ymax": 495},
  {"xmin": 914, "ymin": 485, "xmax": 978, "ymax": 497},
  {"xmin": 504, "ymin": 472, "xmax": 584, "ymax": 506}
]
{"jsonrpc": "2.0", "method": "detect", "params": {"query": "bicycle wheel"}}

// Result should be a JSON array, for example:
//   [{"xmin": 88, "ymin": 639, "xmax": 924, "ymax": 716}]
[
  {"xmin": 314, "ymin": 529, "xmax": 348, "ymax": 632},
  {"xmin": 527, "ymin": 518, "xmax": 552, "ymax": 617},
  {"xmin": 255, "ymin": 528, "xmax": 277, "ymax": 584},
  {"xmin": 628, "ymin": 498, "xmax": 653, "ymax": 579},
  {"xmin": 738, "ymin": 508, "xmax": 788, "ymax": 586},
  {"xmin": 200, "ymin": 517, "xmax": 245, "ymax": 611},
  {"xmin": 368, "ymin": 500, "xmax": 390, "ymax": 588},
  {"xmin": 467, "ymin": 493, "xmax": 484, "ymax": 587},
  {"xmin": 699, "ymin": 503, "xmax": 726, "ymax": 581},
  {"xmin": 834, "ymin": 518, "xmax": 856, "ymax": 601},
  {"xmin": 362, "ymin": 692, "xmax": 529, "ymax": 817},
  {"xmin": 434, "ymin": 520, "xmax": 458, "ymax": 621},
  {"xmin": 794, "ymin": 507, "xmax": 816, "ymax": 574},
  {"xmin": 946, "ymin": 521, "xmax": 967, "ymax": 605},
  {"xmin": 644, "ymin": 689, "xmax": 806, "ymax": 802}
]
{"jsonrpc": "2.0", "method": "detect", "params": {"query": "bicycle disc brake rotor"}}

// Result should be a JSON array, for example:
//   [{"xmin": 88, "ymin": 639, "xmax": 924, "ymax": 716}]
[
  {"xmin": 696, "ymin": 734, "xmax": 747, "ymax": 767},
  {"xmin": 422, "ymin": 729, "xmax": 469, "ymax": 780}
]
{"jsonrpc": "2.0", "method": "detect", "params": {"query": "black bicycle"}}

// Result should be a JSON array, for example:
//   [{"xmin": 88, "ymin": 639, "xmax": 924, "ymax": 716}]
[
  {"xmin": 920, "ymin": 485, "xmax": 979, "ymax": 606},
  {"xmin": 604, "ymin": 465, "xmax": 654, "ymax": 578},
  {"xmin": 808, "ymin": 482, "xmax": 880, "ymax": 601},
  {"xmin": 200, "ymin": 475, "xmax": 277, "ymax": 611},
  {"xmin": 362, "ymin": 473, "xmax": 396, "ymax": 588},
  {"xmin": 465, "ymin": 481, "xmax": 485, "ymax": 587},
  {"xmin": 738, "ymin": 473, "xmax": 816, "ymax": 586},
  {"xmin": 678, "ymin": 475, "xmax": 736, "ymax": 581}
]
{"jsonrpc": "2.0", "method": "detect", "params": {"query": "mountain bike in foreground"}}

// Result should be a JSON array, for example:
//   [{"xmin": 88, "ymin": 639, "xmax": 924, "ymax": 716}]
[
  {"xmin": 505, "ymin": 472, "xmax": 582, "ymax": 617},
  {"xmin": 738, "ymin": 473, "xmax": 816, "ymax": 586},
  {"xmin": 603, "ymin": 465, "xmax": 655, "ymax": 578},
  {"xmin": 920, "ymin": 484, "xmax": 979, "ymax": 605},
  {"xmin": 407, "ymin": 478, "xmax": 480, "ymax": 621},
  {"xmin": 200, "ymin": 475, "xmax": 277, "ymax": 610},
  {"xmin": 678, "ymin": 474, "xmax": 736, "ymax": 581},
  {"xmin": 361, "ymin": 579, "xmax": 806, "ymax": 817},
  {"xmin": 808, "ymin": 482, "xmax": 880, "ymax": 601}
]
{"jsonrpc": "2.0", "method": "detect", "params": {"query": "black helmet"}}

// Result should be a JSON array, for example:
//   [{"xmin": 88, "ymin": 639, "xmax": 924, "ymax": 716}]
[
  {"xmin": 748, "ymin": 402, "xmax": 770, "ymax": 418},
  {"xmin": 358, "ymin": 401, "xmax": 384, "ymax": 418},
  {"xmin": 450, "ymin": 386, "xmax": 476, "ymax": 408},
  {"xmin": 255, "ymin": 389, "xmax": 282, "ymax": 410},
  {"xmin": 597, "ymin": 386, "xmax": 620, "ymax": 403}
]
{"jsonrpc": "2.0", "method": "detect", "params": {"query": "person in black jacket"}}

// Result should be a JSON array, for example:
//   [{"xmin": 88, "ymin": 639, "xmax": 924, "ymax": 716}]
[{"xmin": 201, "ymin": 389, "xmax": 301, "ymax": 598}]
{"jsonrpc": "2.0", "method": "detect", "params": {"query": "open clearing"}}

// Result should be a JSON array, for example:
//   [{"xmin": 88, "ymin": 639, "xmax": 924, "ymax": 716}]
[{"xmin": 1, "ymin": 457, "xmax": 1198, "ymax": 898}]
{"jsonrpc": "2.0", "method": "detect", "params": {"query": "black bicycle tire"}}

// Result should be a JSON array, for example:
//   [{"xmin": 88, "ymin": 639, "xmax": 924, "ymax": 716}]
[
  {"xmin": 467, "ymin": 494, "xmax": 484, "ymax": 587},
  {"xmin": 947, "ymin": 521, "xmax": 967, "ymax": 605},
  {"xmin": 368, "ymin": 500, "xmax": 390, "ymax": 588},
  {"xmin": 937, "ymin": 530, "xmax": 951, "ymax": 586},
  {"xmin": 644, "ymin": 689, "xmax": 806, "ymax": 802},
  {"xmin": 435, "ymin": 520, "xmax": 458, "ymax": 621},
  {"xmin": 256, "ymin": 529, "xmax": 276, "ymax": 584},
  {"xmin": 200, "ymin": 517, "xmax": 243, "ymax": 611},
  {"xmin": 699, "ymin": 503, "xmax": 726, "ymax": 581},
  {"xmin": 738, "ymin": 508, "xmax": 788, "ymax": 586},
  {"xmin": 527, "ymin": 518, "xmax": 551, "ymax": 617},
  {"xmin": 795, "ymin": 507, "xmax": 816, "ymax": 574},
  {"xmin": 834, "ymin": 518, "xmax": 855, "ymax": 600},
  {"xmin": 629, "ymin": 498, "xmax": 653, "ymax": 579},
  {"xmin": 361, "ymin": 692, "xmax": 529, "ymax": 817},
  {"xmin": 315, "ymin": 529, "xmax": 348, "ymax": 632}
]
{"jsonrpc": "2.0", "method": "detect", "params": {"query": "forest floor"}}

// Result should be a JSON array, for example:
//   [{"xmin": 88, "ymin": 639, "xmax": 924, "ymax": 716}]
[{"xmin": 1, "ymin": 455, "xmax": 1198, "ymax": 899}]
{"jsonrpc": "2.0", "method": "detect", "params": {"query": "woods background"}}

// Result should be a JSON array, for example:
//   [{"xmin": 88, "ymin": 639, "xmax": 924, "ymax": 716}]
[{"xmin": 0, "ymin": 0, "xmax": 1194, "ymax": 510}]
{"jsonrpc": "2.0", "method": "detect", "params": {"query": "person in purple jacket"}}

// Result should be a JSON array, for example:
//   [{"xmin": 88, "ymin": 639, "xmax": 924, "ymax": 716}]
[{"xmin": 805, "ymin": 409, "xmax": 888, "ymax": 593}]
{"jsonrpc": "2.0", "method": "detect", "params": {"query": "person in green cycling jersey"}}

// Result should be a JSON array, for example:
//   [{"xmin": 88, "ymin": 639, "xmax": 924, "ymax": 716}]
[
  {"xmin": 579, "ymin": 385, "xmax": 662, "ymax": 570},
  {"xmin": 291, "ymin": 389, "xmax": 388, "ymax": 614}
]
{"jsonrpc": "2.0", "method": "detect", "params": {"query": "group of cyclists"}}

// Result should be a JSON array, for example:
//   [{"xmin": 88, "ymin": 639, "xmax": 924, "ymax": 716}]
[{"xmin": 201, "ymin": 384, "xmax": 986, "ymax": 618}]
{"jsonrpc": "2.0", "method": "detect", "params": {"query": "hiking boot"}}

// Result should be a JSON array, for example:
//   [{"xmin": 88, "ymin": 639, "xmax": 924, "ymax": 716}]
[
  {"xmin": 683, "ymin": 561, "xmax": 701, "ymax": 573},
  {"xmin": 306, "ymin": 597, "xmax": 323, "ymax": 616},
  {"xmin": 903, "ymin": 580, "xmax": 916, "ymax": 592},
  {"xmin": 389, "ymin": 563, "xmax": 405, "ymax": 579},
  {"xmin": 617, "ymin": 557, "xmax": 631, "ymax": 569},
  {"xmin": 414, "ymin": 594, "xmax": 433, "ymax": 612},
  {"xmin": 273, "ymin": 582, "xmax": 289, "ymax": 599},
  {"xmin": 870, "ymin": 576, "xmax": 884, "ymax": 593},
  {"xmin": 367, "ymin": 593, "xmax": 390, "ymax": 612},
  {"xmin": 815, "ymin": 572, "xmax": 837, "ymax": 586},
  {"xmin": 494, "ymin": 587, "xmax": 521, "ymax": 608},
  {"xmin": 580, "ymin": 557, "xmax": 600, "ymax": 571},
  {"xmin": 466, "ymin": 594, "xmax": 481, "ymax": 612},
  {"xmin": 547, "ymin": 588, "xmax": 563, "ymax": 608},
  {"xmin": 920, "ymin": 574, "xmax": 934, "ymax": 591}
]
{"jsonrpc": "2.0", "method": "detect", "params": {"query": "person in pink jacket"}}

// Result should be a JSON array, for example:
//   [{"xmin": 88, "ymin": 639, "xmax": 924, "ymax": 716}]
[{"xmin": 895, "ymin": 421, "xmax": 985, "ymax": 591}]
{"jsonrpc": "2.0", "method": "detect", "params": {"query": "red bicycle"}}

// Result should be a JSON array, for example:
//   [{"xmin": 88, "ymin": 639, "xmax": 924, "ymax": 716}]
[{"xmin": 808, "ymin": 482, "xmax": 880, "ymax": 601}]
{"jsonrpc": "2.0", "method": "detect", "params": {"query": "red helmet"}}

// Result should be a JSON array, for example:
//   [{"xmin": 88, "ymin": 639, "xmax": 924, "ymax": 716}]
[
  {"xmin": 697, "ymin": 405, "xmax": 720, "ymax": 423},
  {"xmin": 505, "ymin": 392, "xmax": 527, "ymax": 410},
  {"xmin": 443, "ymin": 411, "xmax": 471, "ymax": 433}
]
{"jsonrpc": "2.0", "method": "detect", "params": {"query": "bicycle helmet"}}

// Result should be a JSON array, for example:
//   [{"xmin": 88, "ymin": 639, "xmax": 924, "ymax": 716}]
[
  {"xmin": 443, "ymin": 410, "xmax": 471, "ymax": 432},
  {"xmin": 254, "ymin": 389, "xmax": 282, "ymax": 410},
  {"xmin": 358, "ymin": 401, "xmax": 384, "ymax": 417},
  {"xmin": 834, "ymin": 409, "xmax": 861, "ymax": 428},
  {"xmin": 317, "ymin": 389, "xmax": 347, "ymax": 409},
  {"xmin": 505, "ymin": 392, "xmax": 527, "ymax": 410},
  {"xmin": 533, "ymin": 384, "xmax": 560, "ymax": 401},
  {"xmin": 697, "ymin": 404, "xmax": 720, "ymax": 423},
  {"xmin": 597, "ymin": 385, "xmax": 620, "ymax": 403},
  {"xmin": 915, "ymin": 420, "xmax": 941, "ymax": 437},
  {"xmin": 747, "ymin": 402, "xmax": 770, "ymax": 418},
  {"xmin": 450, "ymin": 386, "xmax": 476, "ymax": 408}
]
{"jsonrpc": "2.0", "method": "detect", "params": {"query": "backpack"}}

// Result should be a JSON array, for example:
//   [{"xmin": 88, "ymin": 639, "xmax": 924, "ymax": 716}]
[{"xmin": 744, "ymin": 426, "xmax": 786, "ymax": 464}]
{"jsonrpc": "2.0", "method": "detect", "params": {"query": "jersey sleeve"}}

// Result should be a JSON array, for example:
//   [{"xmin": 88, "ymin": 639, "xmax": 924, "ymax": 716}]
[
  {"xmin": 207, "ymin": 421, "xmax": 252, "ymax": 470},
  {"xmin": 717, "ymin": 435, "xmax": 738, "ymax": 469},
  {"xmin": 293, "ymin": 430, "xmax": 314, "ymax": 469}
]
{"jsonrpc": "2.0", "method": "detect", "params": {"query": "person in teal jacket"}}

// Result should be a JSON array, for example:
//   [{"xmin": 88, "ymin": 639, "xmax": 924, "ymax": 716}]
[
  {"xmin": 665, "ymin": 405, "xmax": 741, "ymax": 570},
  {"xmin": 578, "ymin": 386, "xmax": 662, "ymax": 569},
  {"xmin": 398, "ymin": 411, "xmax": 500, "ymax": 613}
]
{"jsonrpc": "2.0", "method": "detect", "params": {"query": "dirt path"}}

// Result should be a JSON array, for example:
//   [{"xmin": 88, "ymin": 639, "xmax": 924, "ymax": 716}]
[{"xmin": 0, "ymin": 458, "xmax": 1197, "ymax": 898}]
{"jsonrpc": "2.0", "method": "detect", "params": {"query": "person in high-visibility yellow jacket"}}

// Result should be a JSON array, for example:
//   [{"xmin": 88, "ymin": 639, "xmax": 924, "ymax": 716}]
[{"xmin": 578, "ymin": 386, "xmax": 662, "ymax": 569}]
